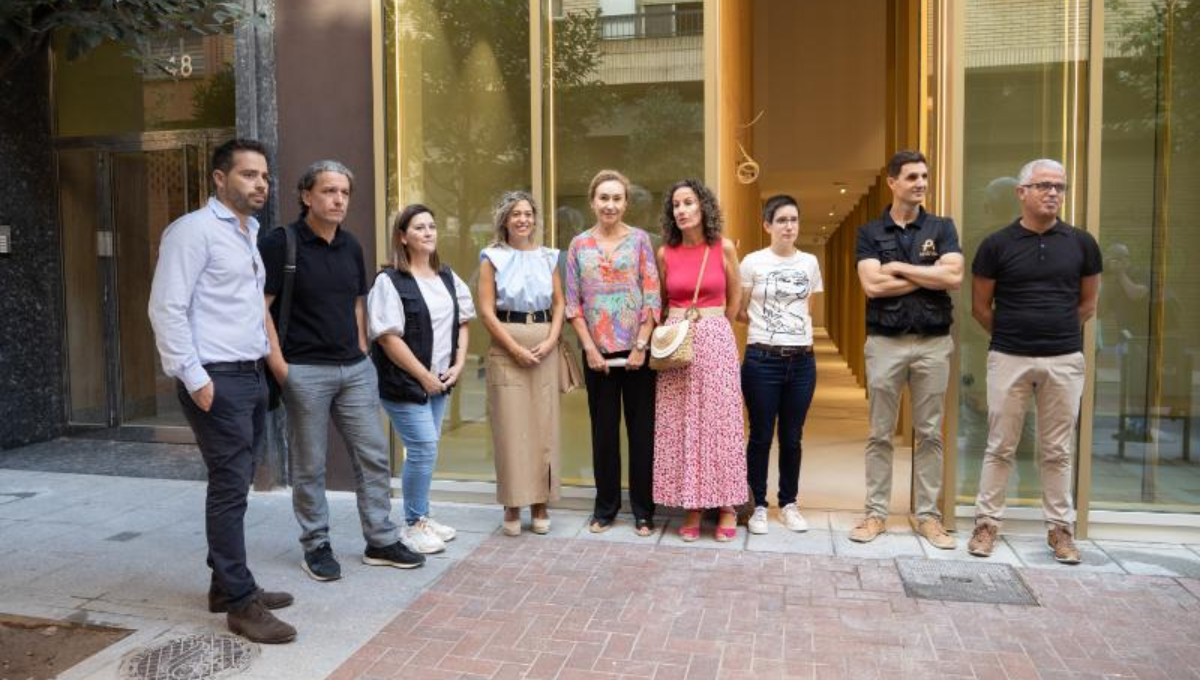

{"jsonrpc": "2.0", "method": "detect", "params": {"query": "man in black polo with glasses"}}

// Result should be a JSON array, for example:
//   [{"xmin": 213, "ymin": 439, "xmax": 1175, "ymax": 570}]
[
  {"xmin": 967, "ymin": 158, "xmax": 1102, "ymax": 564},
  {"xmin": 149, "ymin": 139, "xmax": 296, "ymax": 644}
]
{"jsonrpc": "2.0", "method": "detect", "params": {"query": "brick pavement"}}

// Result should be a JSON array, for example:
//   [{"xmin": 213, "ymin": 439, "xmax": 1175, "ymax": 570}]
[{"xmin": 327, "ymin": 535, "xmax": 1200, "ymax": 680}]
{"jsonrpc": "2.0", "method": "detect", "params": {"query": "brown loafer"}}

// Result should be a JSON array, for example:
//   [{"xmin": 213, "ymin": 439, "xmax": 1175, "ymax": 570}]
[
  {"xmin": 209, "ymin": 586, "xmax": 294, "ymax": 614},
  {"xmin": 227, "ymin": 599, "xmax": 297, "ymax": 644}
]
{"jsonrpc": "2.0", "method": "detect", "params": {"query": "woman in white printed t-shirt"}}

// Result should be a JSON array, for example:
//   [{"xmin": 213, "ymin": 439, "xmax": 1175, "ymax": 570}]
[
  {"xmin": 367, "ymin": 204, "xmax": 477, "ymax": 556},
  {"xmin": 735, "ymin": 194, "xmax": 823, "ymax": 536}
]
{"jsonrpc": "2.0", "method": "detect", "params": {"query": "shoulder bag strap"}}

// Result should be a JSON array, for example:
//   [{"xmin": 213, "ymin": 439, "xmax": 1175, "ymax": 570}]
[
  {"xmin": 276, "ymin": 223, "xmax": 298, "ymax": 345},
  {"xmin": 689, "ymin": 244, "xmax": 711, "ymax": 310}
]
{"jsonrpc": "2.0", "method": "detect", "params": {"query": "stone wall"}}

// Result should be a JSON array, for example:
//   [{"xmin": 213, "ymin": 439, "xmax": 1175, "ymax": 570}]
[{"xmin": 0, "ymin": 46, "xmax": 66, "ymax": 449}]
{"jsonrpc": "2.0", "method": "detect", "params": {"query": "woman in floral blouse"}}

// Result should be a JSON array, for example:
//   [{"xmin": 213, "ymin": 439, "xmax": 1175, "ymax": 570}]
[{"xmin": 565, "ymin": 169, "xmax": 662, "ymax": 536}]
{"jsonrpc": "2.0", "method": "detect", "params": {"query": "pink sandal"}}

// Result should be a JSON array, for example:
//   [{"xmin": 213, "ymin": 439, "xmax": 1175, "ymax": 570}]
[
  {"xmin": 679, "ymin": 510, "xmax": 702, "ymax": 542},
  {"xmin": 715, "ymin": 508, "xmax": 738, "ymax": 542}
]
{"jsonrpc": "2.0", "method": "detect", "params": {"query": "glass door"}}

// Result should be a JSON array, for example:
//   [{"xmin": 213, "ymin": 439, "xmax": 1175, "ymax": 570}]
[
  {"xmin": 112, "ymin": 146, "xmax": 203, "ymax": 427},
  {"xmin": 57, "ymin": 141, "xmax": 204, "ymax": 431}
]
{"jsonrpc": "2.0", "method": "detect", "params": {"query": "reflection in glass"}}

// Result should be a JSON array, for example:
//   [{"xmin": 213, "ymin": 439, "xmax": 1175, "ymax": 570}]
[
  {"xmin": 53, "ymin": 32, "xmax": 235, "ymax": 137},
  {"xmin": 385, "ymin": 0, "xmax": 534, "ymax": 481},
  {"xmin": 551, "ymin": 0, "xmax": 706, "ymax": 484},
  {"xmin": 1091, "ymin": 0, "xmax": 1198, "ymax": 511},
  {"xmin": 956, "ymin": 0, "xmax": 1090, "ymax": 507}
]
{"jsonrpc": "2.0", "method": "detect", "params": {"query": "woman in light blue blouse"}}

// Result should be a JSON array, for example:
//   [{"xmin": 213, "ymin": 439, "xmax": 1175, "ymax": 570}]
[{"xmin": 478, "ymin": 191, "xmax": 565, "ymax": 536}]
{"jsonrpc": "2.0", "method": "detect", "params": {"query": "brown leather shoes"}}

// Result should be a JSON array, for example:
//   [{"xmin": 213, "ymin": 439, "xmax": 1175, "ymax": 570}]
[
  {"xmin": 915, "ymin": 517, "xmax": 956, "ymax": 550},
  {"xmin": 967, "ymin": 523, "xmax": 998, "ymax": 557},
  {"xmin": 1048, "ymin": 525, "xmax": 1082, "ymax": 564},
  {"xmin": 848, "ymin": 515, "xmax": 887, "ymax": 543},
  {"xmin": 209, "ymin": 586, "xmax": 294, "ymax": 614},
  {"xmin": 227, "ymin": 598, "xmax": 297, "ymax": 644}
]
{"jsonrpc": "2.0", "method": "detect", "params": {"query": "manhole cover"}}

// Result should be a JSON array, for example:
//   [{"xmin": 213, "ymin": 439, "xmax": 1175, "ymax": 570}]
[
  {"xmin": 118, "ymin": 633, "xmax": 258, "ymax": 680},
  {"xmin": 896, "ymin": 558, "xmax": 1039, "ymax": 606}
]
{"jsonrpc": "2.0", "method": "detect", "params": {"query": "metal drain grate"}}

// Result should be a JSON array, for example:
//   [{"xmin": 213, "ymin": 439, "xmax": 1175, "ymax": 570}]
[
  {"xmin": 896, "ymin": 558, "xmax": 1039, "ymax": 606},
  {"xmin": 119, "ymin": 633, "xmax": 258, "ymax": 680}
]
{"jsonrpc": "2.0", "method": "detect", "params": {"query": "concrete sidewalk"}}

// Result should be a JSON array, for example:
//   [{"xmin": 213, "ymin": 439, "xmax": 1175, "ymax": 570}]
[{"xmin": 3, "ymin": 469, "xmax": 1200, "ymax": 679}]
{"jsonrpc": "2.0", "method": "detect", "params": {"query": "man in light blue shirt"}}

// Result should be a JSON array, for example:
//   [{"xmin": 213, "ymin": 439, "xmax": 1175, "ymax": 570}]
[{"xmin": 148, "ymin": 138, "xmax": 296, "ymax": 644}]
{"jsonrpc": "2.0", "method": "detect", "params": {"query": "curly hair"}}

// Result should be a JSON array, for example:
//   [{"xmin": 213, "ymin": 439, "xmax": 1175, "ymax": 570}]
[
  {"xmin": 661, "ymin": 179, "xmax": 723, "ymax": 247},
  {"xmin": 490, "ymin": 190, "xmax": 539, "ymax": 247}
]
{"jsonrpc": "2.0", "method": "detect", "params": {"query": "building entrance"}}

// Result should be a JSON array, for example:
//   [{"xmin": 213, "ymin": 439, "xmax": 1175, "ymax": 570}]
[{"xmin": 56, "ymin": 132, "xmax": 229, "ymax": 439}]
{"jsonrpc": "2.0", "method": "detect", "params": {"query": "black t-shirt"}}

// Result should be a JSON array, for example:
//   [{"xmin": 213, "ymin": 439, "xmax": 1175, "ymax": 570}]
[
  {"xmin": 972, "ymin": 219, "xmax": 1102, "ymax": 357},
  {"xmin": 259, "ymin": 219, "xmax": 368, "ymax": 365}
]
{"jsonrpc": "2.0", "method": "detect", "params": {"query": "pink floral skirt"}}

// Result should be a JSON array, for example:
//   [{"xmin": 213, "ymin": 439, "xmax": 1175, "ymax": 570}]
[{"xmin": 652, "ymin": 314, "xmax": 747, "ymax": 509}]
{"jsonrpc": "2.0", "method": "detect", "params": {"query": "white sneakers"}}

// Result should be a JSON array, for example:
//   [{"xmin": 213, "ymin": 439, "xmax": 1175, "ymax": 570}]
[
  {"xmin": 424, "ymin": 516, "xmax": 457, "ymax": 543},
  {"xmin": 748, "ymin": 505, "xmax": 809, "ymax": 534},
  {"xmin": 748, "ymin": 507, "xmax": 770, "ymax": 535},
  {"xmin": 781, "ymin": 504, "xmax": 808, "ymax": 532},
  {"xmin": 401, "ymin": 517, "xmax": 457, "ymax": 554}
]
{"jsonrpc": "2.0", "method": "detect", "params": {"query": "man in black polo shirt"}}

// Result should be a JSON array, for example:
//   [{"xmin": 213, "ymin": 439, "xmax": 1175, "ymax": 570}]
[
  {"xmin": 260, "ymin": 160, "xmax": 422, "ymax": 580},
  {"xmin": 851, "ymin": 150, "xmax": 963, "ymax": 549},
  {"xmin": 967, "ymin": 158, "xmax": 1102, "ymax": 564}
]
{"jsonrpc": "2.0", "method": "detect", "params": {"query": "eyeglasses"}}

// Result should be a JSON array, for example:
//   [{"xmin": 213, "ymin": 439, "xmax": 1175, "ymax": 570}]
[{"xmin": 1022, "ymin": 182, "xmax": 1070, "ymax": 194}]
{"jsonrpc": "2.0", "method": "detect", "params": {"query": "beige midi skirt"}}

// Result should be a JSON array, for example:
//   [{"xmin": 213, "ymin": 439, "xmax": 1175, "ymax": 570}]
[{"xmin": 487, "ymin": 321, "xmax": 562, "ymax": 507}]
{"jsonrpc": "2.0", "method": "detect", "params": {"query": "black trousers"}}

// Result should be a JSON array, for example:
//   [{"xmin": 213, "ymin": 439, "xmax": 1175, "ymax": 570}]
[
  {"xmin": 177, "ymin": 366, "xmax": 266, "ymax": 611},
  {"xmin": 584, "ymin": 354, "xmax": 656, "ymax": 521}
]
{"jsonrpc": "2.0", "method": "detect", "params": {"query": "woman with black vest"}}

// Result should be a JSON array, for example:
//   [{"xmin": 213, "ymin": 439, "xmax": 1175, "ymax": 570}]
[{"xmin": 367, "ymin": 204, "xmax": 476, "ymax": 556}]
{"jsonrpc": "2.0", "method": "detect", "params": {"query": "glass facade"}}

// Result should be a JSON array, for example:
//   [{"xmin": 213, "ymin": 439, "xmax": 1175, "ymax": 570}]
[
  {"xmin": 1091, "ymin": 0, "xmax": 1199, "ymax": 512},
  {"xmin": 954, "ymin": 0, "xmax": 1199, "ymax": 518},
  {"xmin": 384, "ymin": 0, "xmax": 706, "ymax": 485},
  {"xmin": 955, "ymin": 0, "xmax": 1091, "ymax": 508},
  {"xmin": 384, "ymin": 0, "xmax": 1198, "ymax": 525}
]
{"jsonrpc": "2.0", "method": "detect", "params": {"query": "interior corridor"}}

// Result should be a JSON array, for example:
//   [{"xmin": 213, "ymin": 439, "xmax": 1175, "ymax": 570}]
[{"xmin": 773, "ymin": 328, "xmax": 915, "ymax": 516}]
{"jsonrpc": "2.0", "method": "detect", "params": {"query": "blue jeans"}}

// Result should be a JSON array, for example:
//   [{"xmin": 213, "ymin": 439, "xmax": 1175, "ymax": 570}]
[
  {"xmin": 741, "ymin": 347, "xmax": 817, "ymax": 508},
  {"xmin": 381, "ymin": 394, "xmax": 447, "ymax": 525}
]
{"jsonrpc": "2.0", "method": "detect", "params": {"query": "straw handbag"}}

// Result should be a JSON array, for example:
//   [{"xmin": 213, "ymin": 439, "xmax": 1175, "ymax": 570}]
[{"xmin": 649, "ymin": 245, "xmax": 710, "ymax": 371}]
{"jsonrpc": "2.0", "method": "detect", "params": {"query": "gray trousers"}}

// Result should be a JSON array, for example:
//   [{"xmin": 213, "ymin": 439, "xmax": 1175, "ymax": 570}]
[
  {"xmin": 283, "ymin": 358, "xmax": 398, "ymax": 552},
  {"xmin": 863, "ymin": 333, "xmax": 953, "ymax": 520}
]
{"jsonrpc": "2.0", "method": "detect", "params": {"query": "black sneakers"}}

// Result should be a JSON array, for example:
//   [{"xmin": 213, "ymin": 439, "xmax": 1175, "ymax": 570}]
[
  {"xmin": 363, "ymin": 540, "xmax": 426, "ymax": 569},
  {"xmin": 302, "ymin": 542, "xmax": 342, "ymax": 581}
]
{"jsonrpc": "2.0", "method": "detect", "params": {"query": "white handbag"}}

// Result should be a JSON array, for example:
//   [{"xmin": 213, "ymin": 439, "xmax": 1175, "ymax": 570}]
[{"xmin": 649, "ymin": 245, "xmax": 710, "ymax": 371}]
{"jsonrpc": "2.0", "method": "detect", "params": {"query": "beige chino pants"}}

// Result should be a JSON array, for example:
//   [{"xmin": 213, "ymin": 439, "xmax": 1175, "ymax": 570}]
[
  {"xmin": 863, "ymin": 334, "xmax": 954, "ymax": 520},
  {"xmin": 974, "ymin": 350, "xmax": 1086, "ymax": 529}
]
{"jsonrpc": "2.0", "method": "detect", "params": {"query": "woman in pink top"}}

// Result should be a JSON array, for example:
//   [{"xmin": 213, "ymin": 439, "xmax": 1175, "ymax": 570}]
[{"xmin": 653, "ymin": 179, "xmax": 747, "ymax": 542}]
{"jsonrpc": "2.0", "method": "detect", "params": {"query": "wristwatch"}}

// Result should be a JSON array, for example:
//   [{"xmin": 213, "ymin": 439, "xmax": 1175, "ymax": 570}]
[{"xmin": 635, "ymin": 338, "xmax": 649, "ymax": 352}]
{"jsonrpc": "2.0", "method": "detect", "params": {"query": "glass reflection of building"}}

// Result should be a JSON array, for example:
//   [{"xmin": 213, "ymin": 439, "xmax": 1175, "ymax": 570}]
[
  {"xmin": 383, "ymin": 0, "xmax": 706, "ymax": 486},
  {"xmin": 954, "ymin": 0, "xmax": 1198, "ymax": 518}
]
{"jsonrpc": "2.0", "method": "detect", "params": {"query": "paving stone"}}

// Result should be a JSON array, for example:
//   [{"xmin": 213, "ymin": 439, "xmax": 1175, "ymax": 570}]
[
  {"xmin": 1003, "ymin": 536, "xmax": 1125, "ymax": 573},
  {"xmin": 916, "ymin": 534, "xmax": 1024, "ymax": 566},
  {"xmin": 1096, "ymin": 542, "xmax": 1200, "ymax": 578},
  {"xmin": 330, "ymin": 535, "xmax": 1200, "ymax": 680},
  {"xmin": 576, "ymin": 516, "xmax": 669, "ymax": 545},
  {"xmin": 745, "ymin": 528, "xmax": 835, "ymax": 555},
  {"xmin": 832, "ymin": 531, "xmax": 924, "ymax": 560}
]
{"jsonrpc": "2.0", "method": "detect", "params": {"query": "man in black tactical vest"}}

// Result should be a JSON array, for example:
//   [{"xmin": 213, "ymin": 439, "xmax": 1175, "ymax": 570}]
[{"xmin": 851, "ymin": 150, "xmax": 964, "ymax": 550}]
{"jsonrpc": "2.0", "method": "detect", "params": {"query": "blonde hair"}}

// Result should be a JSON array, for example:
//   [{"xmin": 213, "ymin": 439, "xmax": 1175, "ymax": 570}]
[
  {"xmin": 587, "ymin": 169, "xmax": 631, "ymax": 201},
  {"xmin": 490, "ymin": 191, "xmax": 539, "ymax": 247}
]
